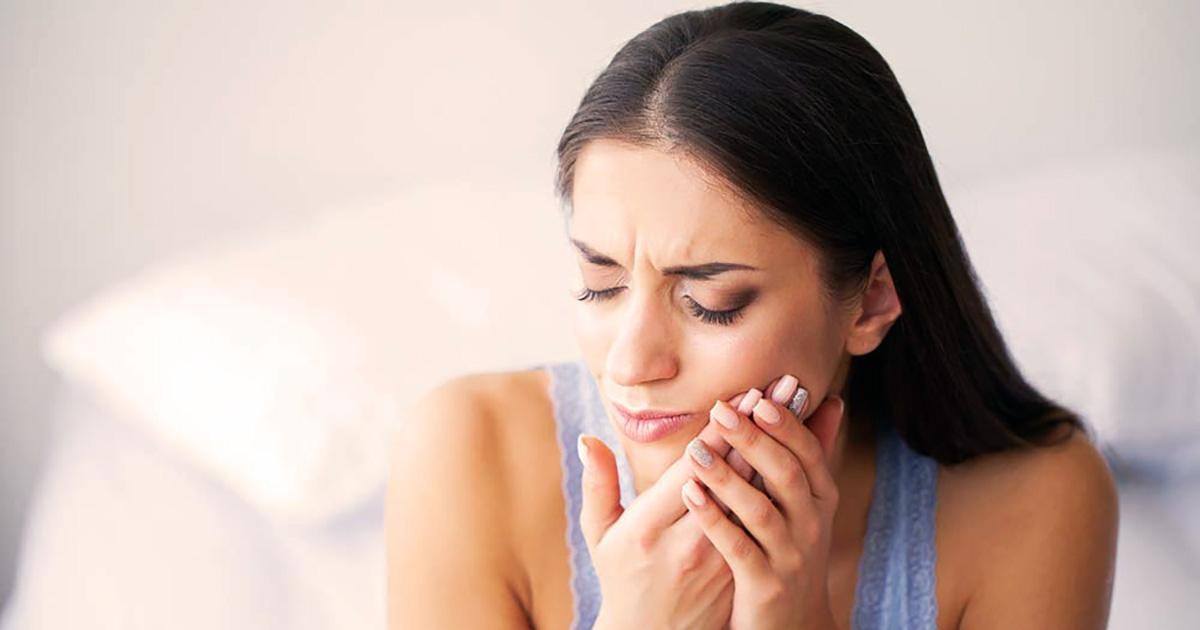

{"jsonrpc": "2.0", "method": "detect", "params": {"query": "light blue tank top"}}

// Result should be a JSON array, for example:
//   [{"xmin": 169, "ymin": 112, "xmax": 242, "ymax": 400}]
[{"xmin": 541, "ymin": 359, "xmax": 939, "ymax": 630}]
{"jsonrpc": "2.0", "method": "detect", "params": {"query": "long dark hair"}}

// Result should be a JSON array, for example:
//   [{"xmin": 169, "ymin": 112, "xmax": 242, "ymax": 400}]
[{"xmin": 553, "ymin": 1, "xmax": 1084, "ymax": 464}]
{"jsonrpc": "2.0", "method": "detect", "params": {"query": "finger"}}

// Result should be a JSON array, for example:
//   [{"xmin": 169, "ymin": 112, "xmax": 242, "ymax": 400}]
[
  {"xmin": 618, "ymin": 387, "xmax": 764, "ymax": 535},
  {"xmin": 768, "ymin": 384, "xmax": 845, "ymax": 501},
  {"xmin": 667, "ymin": 493, "xmax": 746, "ymax": 549},
  {"xmin": 685, "ymin": 436, "xmax": 792, "ymax": 564},
  {"xmin": 699, "ymin": 385, "xmax": 765, "ymax": 515},
  {"xmin": 681, "ymin": 476, "xmax": 772, "ymax": 582},
  {"xmin": 725, "ymin": 448, "xmax": 755, "ymax": 484},
  {"xmin": 717, "ymin": 388, "xmax": 763, "ymax": 515},
  {"xmin": 714, "ymin": 447, "xmax": 756, "ymax": 520},
  {"xmin": 711, "ymin": 399, "xmax": 815, "ymax": 521},
  {"xmin": 620, "ymin": 417, "xmax": 735, "ymax": 535},
  {"xmin": 765, "ymin": 374, "xmax": 795, "ymax": 409},
  {"xmin": 577, "ymin": 435, "xmax": 624, "ymax": 551},
  {"xmin": 767, "ymin": 373, "xmax": 811, "ymax": 419},
  {"xmin": 713, "ymin": 387, "xmax": 769, "ymax": 522},
  {"xmin": 750, "ymin": 392, "xmax": 843, "ymax": 505},
  {"xmin": 726, "ymin": 386, "xmax": 763, "ymax": 481}
]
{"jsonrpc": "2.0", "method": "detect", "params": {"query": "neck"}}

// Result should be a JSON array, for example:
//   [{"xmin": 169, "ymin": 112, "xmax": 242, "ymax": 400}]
[{"xmin": 827, "ymin": 356, "xmax": 880, "ymax": 559}]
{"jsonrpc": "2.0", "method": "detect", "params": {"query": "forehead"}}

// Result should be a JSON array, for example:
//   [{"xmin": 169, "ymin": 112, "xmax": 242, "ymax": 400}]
[{"xmin": 570, "ymin": 139, "xmax": 785, "ymax": 263}]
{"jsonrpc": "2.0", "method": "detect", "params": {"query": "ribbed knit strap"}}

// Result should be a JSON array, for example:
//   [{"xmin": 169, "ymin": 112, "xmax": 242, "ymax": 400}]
[{"xmin": 850, "ymin": 424, "xmax": 940, "ymax": 629}]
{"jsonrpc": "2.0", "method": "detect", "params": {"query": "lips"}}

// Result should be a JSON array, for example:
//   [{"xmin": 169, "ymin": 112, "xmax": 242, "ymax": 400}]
[
  {"xmin": 611, "ymin": 401, "xmax": 701, "ymax": 443},
  {"xmin": 612, "ymin": 402, "xmax": 692, "ymax": 420}
]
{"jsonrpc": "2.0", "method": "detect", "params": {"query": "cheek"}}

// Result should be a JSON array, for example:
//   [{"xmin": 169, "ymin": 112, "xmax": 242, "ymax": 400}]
[{"xmin": 683, "ymin": 305, "xmax": 841, "ymax": 395}]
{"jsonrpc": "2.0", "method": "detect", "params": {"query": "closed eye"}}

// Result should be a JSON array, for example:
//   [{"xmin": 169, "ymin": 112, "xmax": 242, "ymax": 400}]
[
  {"xmin": 572, "ymin": 286, "xmax": 747, "ymax": 326},
  {"xmin": 572, "ymin": 286, "xmax": 624, "ymax": 302}
]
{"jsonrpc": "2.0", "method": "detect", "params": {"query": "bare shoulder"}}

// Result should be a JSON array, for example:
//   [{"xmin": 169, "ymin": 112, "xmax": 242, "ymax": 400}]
[
  {"xmin": 390, "ymin": 367, "xmax": 553, "ymax": 485},
  {"xmin": 938, "ymin": 425, "xmax": 1119, "ymax": 629},
  {"xmin": 387, "ymin": 366, "xmax": 556, "ymax": 535},
  {"xmin": 449, "ymin": 367, "xmax": 574, "ymax": 598},
  {"xmin": 385, "ymin": 366, "xmax": 557, "ymax": 629},
  {"xmin": 406, "ymin": 367, "xmax": 558, "ymax": 490},
  {"xmin": 940, "ymin": 425, "xmax": 1118, "ymax": 528}
]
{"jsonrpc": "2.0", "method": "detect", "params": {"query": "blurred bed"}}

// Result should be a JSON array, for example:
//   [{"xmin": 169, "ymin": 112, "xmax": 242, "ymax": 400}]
[
  {"xmin": 3, "ymin": 151, "xmax": 1198, "ymax": 628},
  {"xmin": 3, "ymin": 385, "xmax": 384, "ymax": 629}
]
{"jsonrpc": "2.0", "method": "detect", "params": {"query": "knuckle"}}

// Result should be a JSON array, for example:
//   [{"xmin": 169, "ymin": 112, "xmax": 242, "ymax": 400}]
[
  {"xmin": 757, "ymin": 578, "xmax": 786, "ymax": 606},
  {"xmin": 730, "ymin": 531, "xmax": 759, "ymax": 561},
  {"xmin": 634, "ymin": 528, "xmax": 657, "ymax": 554},
  {"xmin": 800, "ymin": 433, "xmax": 826, "ymax": 467},
  {"xmin": 749, "ymin": 496, "xmax": 779, "ymax": 529},
  {"xmin": 779, "ymin": 459, "xmax": 805, "ymax": 488},
  {"xmin": 676, "ymin": 537, "xmax": 711, "ymax": 576}
]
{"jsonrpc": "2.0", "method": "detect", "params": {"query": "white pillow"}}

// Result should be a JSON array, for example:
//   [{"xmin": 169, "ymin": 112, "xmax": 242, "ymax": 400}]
[
  {"xmin": 947, "ymin": 147, "xmax": 1200, "ymax": 477},
  {"xmin": 41, "ymin": 179, "xmax": 579, "ymax": 523}
]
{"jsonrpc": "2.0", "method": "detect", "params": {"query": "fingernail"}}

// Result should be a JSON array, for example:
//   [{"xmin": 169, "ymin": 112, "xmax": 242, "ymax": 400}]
[
  {"xmin": 682, "ymin": 479, "xmax": 707, "ymax": 507},
  {"xmin": 770, "ymin": 374, "xmax": 799, "ymax": 405},
  {"xmin": 753, "ymin": 398, "xmax": 782, "ymax": 425},
  {"xmin": 577, "ymin": 435, "xmax": 589, "ymax": 468},
  {"xmin": 736, "ymin": 388, "xmax": 762, "ymax": 416},
  {"xmin": 711, "ymin": 400, "xmax": 740, "ymax": 429},
  {"xmin": 788, "ymin": 387, "xmax": 809, "ymax": 416},
  {"xmin": 687, "ymin": 438, "xmax": 714, "ymax": 468}
]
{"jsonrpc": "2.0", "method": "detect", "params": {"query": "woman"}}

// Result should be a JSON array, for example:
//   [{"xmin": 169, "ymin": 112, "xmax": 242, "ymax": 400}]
[{"xmin": 386, "ymin": 2, "xmax": 1119, "ymax": 628}]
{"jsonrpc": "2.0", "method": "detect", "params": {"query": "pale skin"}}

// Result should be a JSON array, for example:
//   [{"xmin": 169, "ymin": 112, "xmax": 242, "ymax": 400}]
[{"xmin": 386, "ymin": 138, "xmax": 1120, "ymax": 629}]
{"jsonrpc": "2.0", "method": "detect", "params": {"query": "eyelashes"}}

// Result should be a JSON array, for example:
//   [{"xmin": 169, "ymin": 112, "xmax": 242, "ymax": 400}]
[
  {"xmin": 572, "ymin": 286, "xmax": 622, "ymax": 302},
  {"xmin": 683, "ymin": 296, "xmax": 746, "ymax": 326},
  {"xmin": 572, "ymin": 286, "xmax": 748, "ymax": 327}
]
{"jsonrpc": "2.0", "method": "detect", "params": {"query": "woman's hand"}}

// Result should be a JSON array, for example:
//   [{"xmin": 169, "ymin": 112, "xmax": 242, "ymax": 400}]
[
  {"xmin": 578, "ymin": 390, "xmax": 762, "ymax": 630},
  {"xmin": 682, "ymin": 377, "xmax": 846, "ymax": 630}
]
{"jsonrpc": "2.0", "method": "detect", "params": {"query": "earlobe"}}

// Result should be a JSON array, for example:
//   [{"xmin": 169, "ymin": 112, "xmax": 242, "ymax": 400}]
[{"xmin": 844, "ymin": 250, "xmax": 903, "ymax": 356}]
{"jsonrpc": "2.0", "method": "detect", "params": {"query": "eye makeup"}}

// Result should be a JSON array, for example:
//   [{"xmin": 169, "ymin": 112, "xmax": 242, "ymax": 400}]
[
  {"xmin": 682, "ymin": 295, "xmax": 745, "ymax": 326},
  {"xmin": 572, "ymin": 284, "xmax": 757, "ymax": 327}
]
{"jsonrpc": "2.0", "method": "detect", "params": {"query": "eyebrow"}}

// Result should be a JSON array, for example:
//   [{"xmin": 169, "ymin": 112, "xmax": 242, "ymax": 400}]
[{"xmin": 569, "ymin": 238, "xmax": 759, "ymax": 280}]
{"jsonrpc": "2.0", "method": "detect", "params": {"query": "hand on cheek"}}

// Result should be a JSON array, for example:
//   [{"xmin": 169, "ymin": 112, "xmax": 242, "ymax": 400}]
[{"xmin": 682, "ymin": 374, "xmax": 845, "ymax": 630}]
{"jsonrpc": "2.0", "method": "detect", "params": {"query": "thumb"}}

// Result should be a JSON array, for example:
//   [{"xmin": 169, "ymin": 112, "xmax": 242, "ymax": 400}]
[
  {"xmin": 805, "ymin": 395, "xmax": 846, "ymax": 459},
  {"xmin": 577, "ymin": 434, "xmax": 624, "ymax": 552}
]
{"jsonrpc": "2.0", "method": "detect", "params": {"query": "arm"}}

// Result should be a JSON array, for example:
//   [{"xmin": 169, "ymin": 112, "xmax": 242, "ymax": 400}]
[
  {"xmin": 959, "ymin": 429, "xmax": 1119, "ymax": 629},
  {"xmin": 386, "ymin": 376, "xmax": 532, "ymax": 629}
]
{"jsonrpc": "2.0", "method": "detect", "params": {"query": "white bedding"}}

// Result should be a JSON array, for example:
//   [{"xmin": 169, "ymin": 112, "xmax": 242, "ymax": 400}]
[
  {"xmin": 3, "ymin": 384, "xmax": 1197, "ymax": 629},
  {"xmin": 1, "ymin": 385, "xmax": 384, "ymax": 630}
]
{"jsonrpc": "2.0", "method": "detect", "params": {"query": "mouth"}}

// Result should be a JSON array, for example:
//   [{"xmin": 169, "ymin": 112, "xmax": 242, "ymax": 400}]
[{"xmin": 610, "ymin": 401, "xmax": 702, "ymax": 443}]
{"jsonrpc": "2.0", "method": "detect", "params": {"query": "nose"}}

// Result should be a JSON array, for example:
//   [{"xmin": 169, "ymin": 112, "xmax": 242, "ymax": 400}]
[{"xmin": 605, "ymin": 289, "xmax": 679, "ymax": 388}]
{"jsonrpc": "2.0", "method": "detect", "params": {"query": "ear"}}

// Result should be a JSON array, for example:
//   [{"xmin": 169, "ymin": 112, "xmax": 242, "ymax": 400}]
[{"xmin": 845, "ymin": 250, "xmax": 903, "ymax": 356}]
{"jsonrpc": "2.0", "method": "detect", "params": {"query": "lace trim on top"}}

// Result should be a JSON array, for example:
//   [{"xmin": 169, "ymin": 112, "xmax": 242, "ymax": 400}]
[{"xmin": 850, "ymin": 423, "xmax": 939, "ymax": 629}]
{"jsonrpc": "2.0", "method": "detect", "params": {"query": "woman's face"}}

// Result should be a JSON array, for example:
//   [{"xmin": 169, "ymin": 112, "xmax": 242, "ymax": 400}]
[{"xmin": 567, "ymin": 138, "xmax": 854, "ymax": 471}]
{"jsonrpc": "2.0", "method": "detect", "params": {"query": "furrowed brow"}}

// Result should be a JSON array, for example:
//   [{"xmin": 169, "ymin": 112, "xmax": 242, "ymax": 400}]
[{"xmin": 569, "ymin": 238, "xmax": 758, "ymax": 280}]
